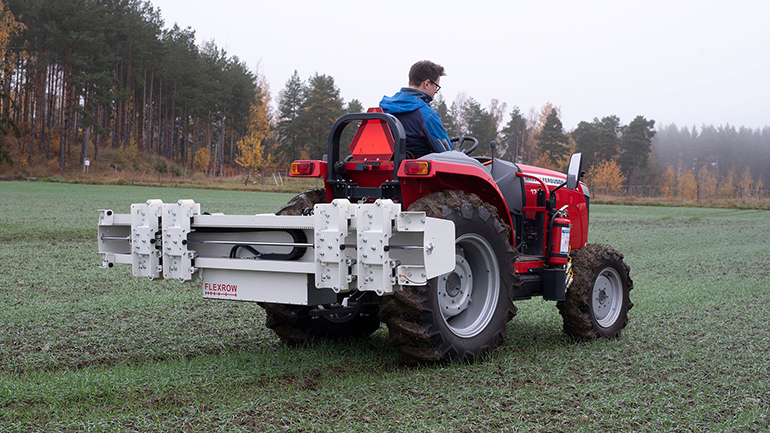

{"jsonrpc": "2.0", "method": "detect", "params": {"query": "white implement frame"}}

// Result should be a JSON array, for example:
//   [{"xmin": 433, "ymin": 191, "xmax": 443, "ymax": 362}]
[{"xmin": 98, "ymin": 199, "xmax": 455, "ymax": 306}]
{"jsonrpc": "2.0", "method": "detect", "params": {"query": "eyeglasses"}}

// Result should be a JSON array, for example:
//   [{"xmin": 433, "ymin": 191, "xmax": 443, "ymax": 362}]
[{"xmin": 429, "ymin": 80, "xmax": 441, "ymax": 92}]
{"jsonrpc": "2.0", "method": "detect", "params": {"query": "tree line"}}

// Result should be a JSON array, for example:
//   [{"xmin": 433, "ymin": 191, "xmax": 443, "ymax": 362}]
[
  {"xmin": 1, "ymin": 0, "xmax": 767, "ymax": 201},
  {"xmin": 654, "ymin": 123, "xmax": 770, "ymax": 187},
  {"xmin": 2, "ymin": 0, "xmax": 257, "ymax": 173}
]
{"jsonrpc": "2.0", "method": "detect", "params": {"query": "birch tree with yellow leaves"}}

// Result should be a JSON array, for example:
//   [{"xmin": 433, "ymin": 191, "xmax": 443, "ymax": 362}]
[
  {"xmin": 584, "ymin": 159, "xmax": 625, "ymax": 196},
  {"xmin": 235, "ymin": 77, "xmax": 273, "ymax": 185}
]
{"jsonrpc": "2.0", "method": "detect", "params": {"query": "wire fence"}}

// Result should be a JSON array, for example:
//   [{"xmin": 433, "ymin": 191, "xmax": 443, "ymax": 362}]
[{"xmin": 591, "ymin": 184, "xmax": 770, "ymax": 204}]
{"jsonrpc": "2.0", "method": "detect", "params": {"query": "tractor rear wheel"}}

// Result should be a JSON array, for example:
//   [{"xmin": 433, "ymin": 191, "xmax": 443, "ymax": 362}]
[
  {"xmin": 259, "ymin": 189, "xmax": 381, "ymax": 345},
  {"xmin": 557, "ymin": 244, "xmax": 633, "ymax": 339},
  {"xmin": 379, "ymin": 191, "xmax": 519, "ymax": 363}
]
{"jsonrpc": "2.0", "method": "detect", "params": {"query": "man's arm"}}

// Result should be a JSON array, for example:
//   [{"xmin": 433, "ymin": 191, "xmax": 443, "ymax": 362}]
[{"xmin": 422, "ymin": 108, "xmax": 452, "ymax": 152}]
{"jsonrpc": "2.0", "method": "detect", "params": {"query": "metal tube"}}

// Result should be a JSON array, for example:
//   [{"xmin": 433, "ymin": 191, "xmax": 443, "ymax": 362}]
[
  {"xmin": 100, "ymin": 235, "xmax": 130, "ymax": 241},
  {"xmin": 187, "ymin": 240, "xmax": 314, "ymax": 248}
]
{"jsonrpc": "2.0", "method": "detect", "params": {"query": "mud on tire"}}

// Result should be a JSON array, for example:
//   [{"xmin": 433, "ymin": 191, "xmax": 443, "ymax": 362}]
[
  {"xmin": 379, "ymin": 190, "xmax": 519, "ymax": 363},
  {"xmin": 557, "ymin": 243, "xmax": 633, "ymax": 339},
  {"xmin": 259, "ymin": 189, "xmax": 381, "ymax": 345}
]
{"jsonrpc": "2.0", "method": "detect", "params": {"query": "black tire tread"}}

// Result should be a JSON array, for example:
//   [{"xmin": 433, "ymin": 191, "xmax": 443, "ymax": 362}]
[
  {"xmin": 557, "ymin": 243, "xmax": 633, "ymax": 339},
  {"xmin": 260, "ymin": 189, "xmax": 380, "ymax": 345},
  {"xmin": 379, "ymin": 190, "xmax": 519, "ymax": 364}
]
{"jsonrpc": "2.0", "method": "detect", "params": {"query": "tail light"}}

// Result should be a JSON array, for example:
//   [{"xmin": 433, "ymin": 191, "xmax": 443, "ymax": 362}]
[
  {"xmin": 290, "ymin": 161, "xmax": 314, "ymax": 176},
  {"xmin": 403, "ymin": 161, "xmax": 431, "ymax": 175}
]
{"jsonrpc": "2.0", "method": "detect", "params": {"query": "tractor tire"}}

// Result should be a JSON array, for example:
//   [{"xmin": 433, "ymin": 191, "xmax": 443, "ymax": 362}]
[
  {"xmin": 557, "ymin": 244, "xmax": 633, "ymax": 339},
  {"xmin": 379, "ymin": 190, "xmax": 519, "ymax": 363},
  {"xmin": 259, "ymin": 189, "xmax": 381, "ymax": 345},
  {"xmin": 260, "ymin": 302, "xmax": 381, "ymax": 346}
]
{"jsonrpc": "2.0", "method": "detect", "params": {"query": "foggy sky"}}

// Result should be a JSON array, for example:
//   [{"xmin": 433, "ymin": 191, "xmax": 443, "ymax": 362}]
[{"xmin": 148, "ymin": 0, "xmax": 769, "ymax": 131}]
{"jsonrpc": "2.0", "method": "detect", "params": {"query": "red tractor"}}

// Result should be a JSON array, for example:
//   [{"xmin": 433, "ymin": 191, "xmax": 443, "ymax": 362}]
[{"xmin": 98, "ymin": 110, "xmax": 632, "ymax": 364}]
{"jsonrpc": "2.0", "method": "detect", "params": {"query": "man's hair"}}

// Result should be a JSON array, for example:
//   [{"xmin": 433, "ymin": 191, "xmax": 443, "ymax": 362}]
[{"xmin": 408, "ymin": 60, "xmax": 445, "ymax": 87}]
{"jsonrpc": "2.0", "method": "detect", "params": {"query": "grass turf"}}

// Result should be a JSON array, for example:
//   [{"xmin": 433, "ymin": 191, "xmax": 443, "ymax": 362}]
[{"xmin": 0, "ymin": 181, "xmax": 768, "ymax": 432}]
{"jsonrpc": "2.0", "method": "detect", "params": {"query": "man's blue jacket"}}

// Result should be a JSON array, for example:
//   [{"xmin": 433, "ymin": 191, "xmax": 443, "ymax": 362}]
[{"xmin": 379, "ymin": 88, "xmax": 451, "ymax": 158}]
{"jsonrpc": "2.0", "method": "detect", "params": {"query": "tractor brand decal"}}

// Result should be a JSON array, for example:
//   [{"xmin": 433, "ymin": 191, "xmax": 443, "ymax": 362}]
[
  {"xmin": 525, "ymin": 174, "xmax": 565, "ymax": 187},
  {"xmin": 204, "ymin": 282, "xmax": 238, "ymax": 297}
]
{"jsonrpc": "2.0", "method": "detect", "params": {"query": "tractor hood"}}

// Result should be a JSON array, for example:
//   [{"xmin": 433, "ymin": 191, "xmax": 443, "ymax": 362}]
[{"xmin": 518, "ymin": 164, "xmax": 590, "ymax": 197}]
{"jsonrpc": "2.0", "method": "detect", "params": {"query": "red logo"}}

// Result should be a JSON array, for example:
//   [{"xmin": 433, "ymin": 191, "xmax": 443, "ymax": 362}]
[{"xmin": 204, "ymin": 282, "xmax": 238, "ymax": 297}]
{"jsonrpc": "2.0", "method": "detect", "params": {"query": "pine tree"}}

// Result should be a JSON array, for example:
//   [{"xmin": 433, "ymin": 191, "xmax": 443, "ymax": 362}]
[
  {"xmin": 0, "ymin": 0, "xmax": 23, "ymax": 165},
  {"xmin": 463, "ymin": 97, "xmax": 497, "ymax": 155},
  {"xmin": 295, "ymin": 73, "xmax": 342, "ymax": 161},
  {"xmin": 618, "ymin": 115, "xmax": 655, "ymax": 185},
  {"xmin": 573, "ymin": 116, "xmax": 620, "ymax": 169},
  {"xmin": 535, "ymin": 108, "xmax": 568, "ymax": 166},
  {"xmin": 275, "ymin": 70, "xmax": 306, "ymax": 164},
  {"xmin": 501, "ymin": 106, "xmax": 527, "ymax": 162}
]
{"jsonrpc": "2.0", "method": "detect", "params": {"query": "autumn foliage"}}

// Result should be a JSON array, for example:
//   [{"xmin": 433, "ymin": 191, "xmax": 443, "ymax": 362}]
[{"xmin": 585, "ymin": 159, "xmax": 625, "ymax": 195}]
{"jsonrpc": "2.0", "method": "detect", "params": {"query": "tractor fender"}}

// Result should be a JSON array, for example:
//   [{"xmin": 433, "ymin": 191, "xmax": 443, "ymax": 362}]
[{"xmin": 398, "ymin": 152, "xmax": 514, "ymax": 245}]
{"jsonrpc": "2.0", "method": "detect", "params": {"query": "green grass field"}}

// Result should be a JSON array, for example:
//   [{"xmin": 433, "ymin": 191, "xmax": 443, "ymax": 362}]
[{"xmin": 1, "ymin": 181, "xmax": 768, "ymax": 432}]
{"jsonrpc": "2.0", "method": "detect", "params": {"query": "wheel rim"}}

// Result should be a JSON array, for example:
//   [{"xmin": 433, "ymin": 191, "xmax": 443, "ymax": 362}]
[
  {"xmin": 436, "ymin": 233, "xmax": 500, "ymax": 338},
  {"xmin": 592, "ymin": 267, "xmax": 623, "ymax": 328}
]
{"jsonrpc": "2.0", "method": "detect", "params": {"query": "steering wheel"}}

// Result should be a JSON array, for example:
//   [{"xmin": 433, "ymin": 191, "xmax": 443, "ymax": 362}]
[{"xmin": 450, "ymin": 136, "xmax": 479, "ymax": 155}]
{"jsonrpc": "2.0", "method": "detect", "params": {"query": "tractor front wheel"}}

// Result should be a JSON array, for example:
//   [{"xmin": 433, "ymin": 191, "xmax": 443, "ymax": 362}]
[
  {"xmin": 379, "ymin": 191, "xmax": 519, "ymax": 363},
  {"xmin": 557, "ymin": 244, "xmax": 633, "ymax": 339}
]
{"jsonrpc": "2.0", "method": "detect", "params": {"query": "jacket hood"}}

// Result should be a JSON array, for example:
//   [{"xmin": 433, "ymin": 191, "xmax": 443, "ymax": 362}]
[{"xmin": 379, "ymin": 88, "xmax": 432, "ymax": 114}]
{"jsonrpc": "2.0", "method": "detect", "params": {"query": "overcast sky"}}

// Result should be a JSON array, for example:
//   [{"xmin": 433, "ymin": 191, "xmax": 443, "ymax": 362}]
[{"xmin": 148, "ymin": 0, "xmax": 769, "ymax": 131}]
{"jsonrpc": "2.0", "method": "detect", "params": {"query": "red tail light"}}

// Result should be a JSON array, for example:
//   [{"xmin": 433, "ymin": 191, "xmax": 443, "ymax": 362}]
[
  {"xmin": 403, "ymin": 161, "xmax": 431, "ymax": 175},
  {"xmin": 291, "ymin": 161, "xmax": 314, "ymax": 176}
]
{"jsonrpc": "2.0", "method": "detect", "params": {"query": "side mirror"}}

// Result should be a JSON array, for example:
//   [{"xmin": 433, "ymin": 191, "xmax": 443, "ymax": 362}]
[{"xmin": 566, "ymin": 153, "xmax": 583, "ymax": 190}]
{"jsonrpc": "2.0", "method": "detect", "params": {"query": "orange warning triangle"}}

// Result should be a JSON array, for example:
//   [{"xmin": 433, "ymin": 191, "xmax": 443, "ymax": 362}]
[{"xmin": 349, "ymin": 107, "xmax": 395, "ymax": 161}]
